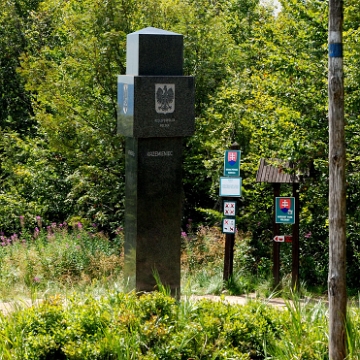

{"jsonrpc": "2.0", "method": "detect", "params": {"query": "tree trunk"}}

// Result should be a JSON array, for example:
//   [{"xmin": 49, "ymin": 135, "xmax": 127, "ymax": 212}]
[{"xmin": 328, "ymin": 0, "xmax": 346, "ymax": 359}]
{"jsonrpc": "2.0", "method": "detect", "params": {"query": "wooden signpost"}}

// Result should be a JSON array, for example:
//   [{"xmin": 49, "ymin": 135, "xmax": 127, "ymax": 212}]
[
  {"xmin": 220, "ymin": 142, "xmax": 241, "ymax": 282},
  {"xmin": 256, "ymin": 158, "xmax": 300, "ymax": 290}
]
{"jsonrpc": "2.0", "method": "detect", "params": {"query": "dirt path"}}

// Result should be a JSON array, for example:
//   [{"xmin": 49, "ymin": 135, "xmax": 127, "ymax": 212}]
[
  {"xmin": 187, "ymin": 294, "xmax": 288, "ymax": 309},
  {"xmin": 0, "ymin": 299, "xmax": 43, "ymax": 315},
  {"xmin": 0, "ymin": 293, "xmax": 289, "ymax": 316}
]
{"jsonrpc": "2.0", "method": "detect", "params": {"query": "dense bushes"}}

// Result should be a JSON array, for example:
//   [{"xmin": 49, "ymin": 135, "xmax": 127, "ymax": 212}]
[
  {"xmin": 0, "ymin": 291, "xmax": 327, "ymax": 360},
  {"xmin": 11, "ymin": 287, "xmax": 360, "ymax": 359}
]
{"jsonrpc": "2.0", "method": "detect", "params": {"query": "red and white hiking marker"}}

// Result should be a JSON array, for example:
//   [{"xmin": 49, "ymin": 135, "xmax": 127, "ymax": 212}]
[{"xmin": 273, "ymin": 235, "xmax": 292, "ymax": 243}]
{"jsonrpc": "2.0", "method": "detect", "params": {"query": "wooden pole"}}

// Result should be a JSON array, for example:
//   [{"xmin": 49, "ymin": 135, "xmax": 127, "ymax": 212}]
[
  {"xmin": 223, "ymin": 227, "xmax": 235, "ymax": 282},
  {"xmin": 223, "ymin": 142, "xmax": 240, "ymax": 282},
  {"xmin": 273, "ymin": 183, "xmax": 280, "ymax": 288},
  {"xmin": 328, "ymin": 0, "xmax": 346, "ymax": 358}
]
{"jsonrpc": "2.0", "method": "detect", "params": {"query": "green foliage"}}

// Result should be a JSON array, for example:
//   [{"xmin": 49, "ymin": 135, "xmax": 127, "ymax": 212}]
[
  {"xmin": 2, "ymin": 0, "xmax": 360, "ymax": 292},
  {"xmin": 3, "ymin": 288, "xmax": 359, "ymax": 360},
  {"xmin": 0, "ymin": 290, "xmax": 288, "ymax": 359},
  {"xmin": 0, "ymin": 0, "xmax": 38, "ymax": 135},
  {"xmin": 0, "ymin": 131, "xmax": 72, "ymax": 233},
  {"xmin": 268, "ymin": 294, "xmax": 329, "ymax": 359}
]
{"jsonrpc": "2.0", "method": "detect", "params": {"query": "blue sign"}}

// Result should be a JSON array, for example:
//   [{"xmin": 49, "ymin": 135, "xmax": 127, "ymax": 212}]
[
  {"xmin": 275, "ymin": 197, "xmax": 295, "ymax": 224},
  {"xmin": 224, "ymin": 150, "xmax": 241, "ymax": 177}
]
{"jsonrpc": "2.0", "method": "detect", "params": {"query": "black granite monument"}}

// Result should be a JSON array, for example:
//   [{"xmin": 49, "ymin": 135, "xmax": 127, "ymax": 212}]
[{"xmin": 117, "ymin": 27, "xmax": 195, "ymax": 296}]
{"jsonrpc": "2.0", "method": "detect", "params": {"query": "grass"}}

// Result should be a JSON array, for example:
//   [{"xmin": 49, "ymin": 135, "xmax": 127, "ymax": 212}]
[
  {"xmin": 0, "ymin": 220, "xmax": 317, "ymax": 300},
  {"xmin": 1, "ymin": 220, "xmax": 360, "ymax": 359},
  {"xmin": 0, "ymin": 221, "xmax": 124, "ymax": 300}
]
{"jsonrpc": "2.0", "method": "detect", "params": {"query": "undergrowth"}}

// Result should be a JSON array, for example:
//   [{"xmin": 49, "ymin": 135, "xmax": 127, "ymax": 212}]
[
  {"xmin": 1, "ymin": 220, "xmax": 359, "ymax": 359},
  {"xmin": 0, "ymin": 220, "xmax": 124, "ymax": 300}
]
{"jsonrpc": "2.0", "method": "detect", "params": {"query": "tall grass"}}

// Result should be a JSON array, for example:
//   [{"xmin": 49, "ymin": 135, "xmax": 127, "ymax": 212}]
[
  {"xmin": 0, "ymin": 219, "xmax": 284, "ymax": 300},
  {"xmin": 0, "ymin": 220, "xmax": 124, "ymax": 300},
  {"xmin": 266, "ymin": 291, "xmax": 329, "ymax": 359},
  {"xmin": 181, "ymin": 225, "xmax": 264, "ymax": 296}
]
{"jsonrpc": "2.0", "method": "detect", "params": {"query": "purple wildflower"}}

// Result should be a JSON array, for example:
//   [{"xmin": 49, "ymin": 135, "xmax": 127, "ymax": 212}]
[
  {"xmin": 115, "ymin": 226, "xmax": 124, "ymax": 235},
  {"xmin": 36, "ymin": 216, "xmax": 42, "ymax": 228},
  {"xmin": 11, "ymin": 234, "xmax": 18, "ymax": 242},
  {"xmin": 34, "ymin": 227, "xmax": 40, "ymax": 238}
]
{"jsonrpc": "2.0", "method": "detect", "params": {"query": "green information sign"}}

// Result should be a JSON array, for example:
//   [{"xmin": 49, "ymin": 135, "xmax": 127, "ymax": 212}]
[
  {"xmin": 224, "ymin": 150, "xmax": 241, "ymax": 177},
  {"xmin": 275, "ymin": 197, "xmax": 295, "ymax": 224}
]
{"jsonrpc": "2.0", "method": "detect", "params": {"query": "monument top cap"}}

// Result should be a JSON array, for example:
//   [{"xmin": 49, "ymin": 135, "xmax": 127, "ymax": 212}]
[
  {"xmin": 126, "ymin": 27, "xmax": 183, "ymax": 76},
  {"xmin": 129, "ymin": 27, "xmax": 181, "ymax": 36}
]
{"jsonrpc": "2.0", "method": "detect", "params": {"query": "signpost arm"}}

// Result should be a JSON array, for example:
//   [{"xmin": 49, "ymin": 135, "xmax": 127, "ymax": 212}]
[
  {"xmin": 273, "ymin": 183, "xmax": 281, "ymax": 288},
  {"xmin": 223, "ymin": 142, "xmax": 240, "ymax": 283},
  {"xmin": 292, "ymin": 183, "xmax": 300, "ymax": 290}
]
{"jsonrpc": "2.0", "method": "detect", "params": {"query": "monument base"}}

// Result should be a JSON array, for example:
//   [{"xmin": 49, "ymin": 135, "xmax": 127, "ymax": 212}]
[{"xmin": 123, "ymin": 137, "xmax": 183, "ymax": 296}]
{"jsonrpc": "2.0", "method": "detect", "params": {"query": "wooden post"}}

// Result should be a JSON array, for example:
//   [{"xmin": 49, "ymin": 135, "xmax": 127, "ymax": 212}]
[
  {"xmin": 328, "ymin": 0, "xmax": 346, "ymax": 358},
  {"xmin": 223, "ymin": 142, "xmax": 240, "ymax": 282},
  {"xmin": 273, "ymin": 183, "xmax": 281, "ymax": 288},
  {"xmin": 292, "ymin": 183, "xmax": 300, "ymax": 290},
  {"xmin": 223, "ymin": 226, "xmax": 235, "ymax": 282}
]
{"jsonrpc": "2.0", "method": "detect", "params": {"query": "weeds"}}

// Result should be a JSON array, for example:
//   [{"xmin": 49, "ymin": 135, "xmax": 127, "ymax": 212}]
[{"xmin": 0, "ymin": 219, "xmax": 124, "ymax": 300}]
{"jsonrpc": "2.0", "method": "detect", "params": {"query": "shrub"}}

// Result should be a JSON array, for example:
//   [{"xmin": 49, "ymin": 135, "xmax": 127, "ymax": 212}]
[{"xmin": 0, "ymin": 291, "xmax": 287, "ymax": 359}]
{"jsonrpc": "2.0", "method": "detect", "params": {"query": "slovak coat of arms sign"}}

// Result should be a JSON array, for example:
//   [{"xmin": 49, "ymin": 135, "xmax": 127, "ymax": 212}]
[
  {"xmin": 227, "ymin": 151, "xmax": 238, "ymax": 166},
  {"xmin": 155, "ymin": 84, "xmax": 175, "ymax": 114}
]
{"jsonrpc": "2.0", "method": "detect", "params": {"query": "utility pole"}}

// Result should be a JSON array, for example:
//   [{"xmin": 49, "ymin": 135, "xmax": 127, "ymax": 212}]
[{"xmin": 328, "ymin": 0, "xmax": 346, "ymax": 359}]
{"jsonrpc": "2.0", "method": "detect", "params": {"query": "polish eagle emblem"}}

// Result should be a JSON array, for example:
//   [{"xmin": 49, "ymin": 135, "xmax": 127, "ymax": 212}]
[{"xmin": 155, "ymin": 84, "xmax": 175, "ymax": 114}]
